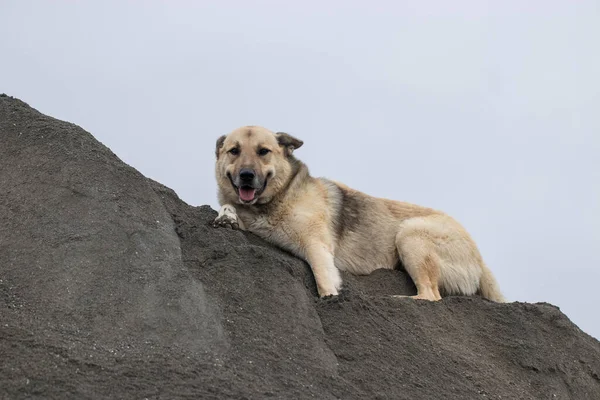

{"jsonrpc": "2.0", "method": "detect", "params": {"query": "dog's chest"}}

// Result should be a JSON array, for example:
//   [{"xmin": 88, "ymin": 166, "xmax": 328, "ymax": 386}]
[
  {"xmin": 242, "ymin": 213, "xmax": 303, "ymax": 256},
  {"xmin": 244, "ymin": 214, "xmax": 273, "ymax": 236}
]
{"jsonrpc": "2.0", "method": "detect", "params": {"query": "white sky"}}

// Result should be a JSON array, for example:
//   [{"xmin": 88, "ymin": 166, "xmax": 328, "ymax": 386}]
[{"xmin": 1, "ymin": 1, "xmax": 599, "ymax": 339}]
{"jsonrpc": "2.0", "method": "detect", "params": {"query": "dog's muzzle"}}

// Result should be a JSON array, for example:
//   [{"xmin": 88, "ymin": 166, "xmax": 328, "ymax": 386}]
[{"xmin": 228, "ymin": 169, "xmax": 267, "ymax": 204}]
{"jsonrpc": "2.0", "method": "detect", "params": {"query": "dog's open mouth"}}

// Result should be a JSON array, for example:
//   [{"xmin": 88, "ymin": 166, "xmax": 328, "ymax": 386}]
[
  {"xmin": 239, "ymin": 186, "xmax": 257, "ymax": 202},
  {"xmin": 228, "ymin": 173, "xmax": 268, "ymax": 204}
]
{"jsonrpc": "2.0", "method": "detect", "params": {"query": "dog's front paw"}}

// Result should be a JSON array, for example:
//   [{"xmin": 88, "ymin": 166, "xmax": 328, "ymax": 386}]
[
  {"xmin": 317, "ymin": 286, "xmax": 339, "ymax": 298},
  {"xmin": 213, "ymin": 214, "xmax": 239, "ymax": 229},
  {"xmin": 318, "ymin": 289, "xmax": 349, "ymax": 305},
  {"xmin": 213, "ymin": 205, "xmax": 239, "ymax": 230},
  {"xmin": 319, "ymin": 294, "xmax": 339, "ymax": 303}
]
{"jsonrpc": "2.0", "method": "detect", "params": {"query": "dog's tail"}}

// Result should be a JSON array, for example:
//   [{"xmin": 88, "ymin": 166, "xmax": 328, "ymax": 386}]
[{"xmin": 479, "ymin": 264, "xmax": 505, "ymax": 302}]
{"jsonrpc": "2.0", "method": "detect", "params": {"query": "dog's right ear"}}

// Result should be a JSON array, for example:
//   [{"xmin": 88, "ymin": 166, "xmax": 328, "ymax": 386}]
[{"xmin": 215, "ymin": 135, "xmax": 226, "ymax": 159}]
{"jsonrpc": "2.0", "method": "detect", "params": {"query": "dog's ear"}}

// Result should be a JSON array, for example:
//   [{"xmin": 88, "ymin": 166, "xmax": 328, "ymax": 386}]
[
  {"xmin": 215, "ymin": 135, "xmax": 226, "ymax": 159},
  {"xmin": 276, "ymin": 132, "xmax": 303, "ymax": 156}
]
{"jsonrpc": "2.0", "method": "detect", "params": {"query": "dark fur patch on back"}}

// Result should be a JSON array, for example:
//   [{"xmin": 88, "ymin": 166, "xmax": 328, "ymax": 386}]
[{"xmin": 334, "ymin": 186, "xmax": 366, "ymax": 240}]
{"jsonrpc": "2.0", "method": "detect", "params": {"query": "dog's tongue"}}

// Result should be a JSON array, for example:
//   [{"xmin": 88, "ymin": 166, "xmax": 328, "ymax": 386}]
[{"xmin": 239, "ymin": 187, "xmax": 256, "ymax": 202}]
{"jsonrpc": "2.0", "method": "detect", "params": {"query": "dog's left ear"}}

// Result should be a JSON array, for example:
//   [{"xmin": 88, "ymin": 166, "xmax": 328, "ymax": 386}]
[
  {"xmin": 276, "ymin": 132, "xmax": 303, "ymax": 156},
  {"xmin": 215, "ymin": 135, "xmax": 226, "ymax": 159}
]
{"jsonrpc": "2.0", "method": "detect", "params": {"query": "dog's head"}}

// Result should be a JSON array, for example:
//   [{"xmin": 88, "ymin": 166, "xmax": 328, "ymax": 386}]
[{"xmin": 215, "ymin": 126, "xmax": 303, "ymax": 205}]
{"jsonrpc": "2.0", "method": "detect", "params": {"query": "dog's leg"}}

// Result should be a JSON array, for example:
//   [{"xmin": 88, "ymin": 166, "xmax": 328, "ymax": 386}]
[
  {"xmin": 304, "ymin": 243, "xmax": 341, "ymax": 297},
  {"xmin": 393, "ymin": 232, "xmax": 441, "ymax": 301},
  {"xmin": 213, "ymin": 204, "xmax": 245, "ymax": 230}
]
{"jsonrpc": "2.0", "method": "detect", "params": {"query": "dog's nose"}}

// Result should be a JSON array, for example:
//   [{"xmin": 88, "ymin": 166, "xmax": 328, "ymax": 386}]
[{"xmin": 239, "ymin": 168, "xmax": 255, "ymax": 182}]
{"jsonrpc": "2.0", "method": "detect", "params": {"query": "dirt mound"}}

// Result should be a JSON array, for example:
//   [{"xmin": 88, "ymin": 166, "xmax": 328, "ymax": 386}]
[{"xmin": 1, "ymin": 94, "xmax": 599, "ymax": 399}]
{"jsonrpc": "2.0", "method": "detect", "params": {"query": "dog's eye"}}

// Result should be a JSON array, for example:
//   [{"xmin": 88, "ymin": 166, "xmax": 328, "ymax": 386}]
[
  {"xmin": 258, "ymin": 148, "xmax": 271, "ymax": 156},
  {"xmin": 229, "ymin": 148, "xmax": 239, "ymax": 156}
]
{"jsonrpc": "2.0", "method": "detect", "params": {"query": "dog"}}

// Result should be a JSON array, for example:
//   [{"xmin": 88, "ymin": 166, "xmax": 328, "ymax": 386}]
[{"xmin": 213, "ymin": 126, "xmax": 505, "ymax": 302}]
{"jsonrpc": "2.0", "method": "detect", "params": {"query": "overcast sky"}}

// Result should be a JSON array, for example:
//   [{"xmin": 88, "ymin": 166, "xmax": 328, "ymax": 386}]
[{"xmin": 1, "ymin": 1, "xmax": 599, "ymax": 339}]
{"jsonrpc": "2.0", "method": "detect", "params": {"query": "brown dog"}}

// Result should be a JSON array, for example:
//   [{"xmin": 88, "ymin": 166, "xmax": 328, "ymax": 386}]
[{"xmin": 213, "ymin": 126, "xmax": 504, "ymax": 301}]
